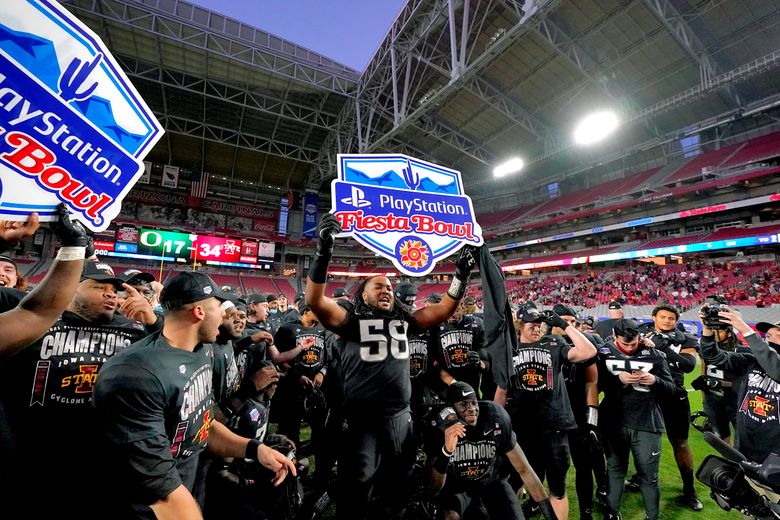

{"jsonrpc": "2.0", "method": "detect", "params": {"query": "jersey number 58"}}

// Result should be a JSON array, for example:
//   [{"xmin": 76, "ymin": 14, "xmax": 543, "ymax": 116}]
[{"xmin": 359, "ymin": 319, "xmax": 409, "ymax": 362}]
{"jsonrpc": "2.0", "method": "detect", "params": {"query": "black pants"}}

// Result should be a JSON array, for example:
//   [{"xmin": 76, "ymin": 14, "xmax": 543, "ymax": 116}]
[
  {"xmin": 439, "ymin": 478, "xmax": 525, "ymax": 519},
  {"xmin": 604, "ymin": 427, "xmax": 662, "ymax": 520},
  {"xmin": 337, "ymin": 408, "xmax": 415, "ymax": 520},
  {"xmin": 514, "ymin": 428, "xmax": 570, "ymax": 498},
  {"xmin": 568, "ymin": 428, "xmax": 607, "ymax": 513},
  {"xmin": 703, "ymin": 390, "xmax": 737, "ymax": 439}
]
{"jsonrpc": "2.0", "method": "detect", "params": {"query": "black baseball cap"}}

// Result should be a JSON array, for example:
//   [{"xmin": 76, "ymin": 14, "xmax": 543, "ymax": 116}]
[
  {"xmin": 122, "ymin": 268, "xmax": 155, "ymax": 285},
  {"xmin": 0, "ymin": 255, "xmax": 17, "ymax": 269},
  {"xmin": 160, "ymin": 271, "xmax": 231, "ymax": 310},
  {"xmin": 552, "ymin": 303, "xmax": 578, "ymax": 319},
  {"xmin": 608, "ymin": 301, "xmax": 623, "ymax": 310},
  {"xmin": 81, "ymin": 261, "xmax": 125, "ymax": 287},
  {"xmin": 265, "ymin": 293, "xmax": 278, "ymax": 303},
  {"xmin": 426, "ymin": 292, "xmax": 442, "ymax": 304},
  {"xmin": 246, "ymin": 293, "xmax": 266, "ymax": 305},
  {"xmin": 446, "ymin": 381, "xmax": 478, "ymax": 405},
  {"xmin": 517, "ymin": 306, "xmax": 543, "ymax": 323},
  {"xmin": 464, "ymin": 296, "xmax": 476, "ymax": 305},
  {"xmin": 333, "ymin": 287, "xmax": 348, "ymax": 298},
  {"xmin": 613, "ymin": 318, "xmax": 640, "ymax": 338},
  {"xmin": 395, "ymin": 281, "xmax": 417, "ymax": 305},
  {"xmin": 294, "ymin": 292, "xmax": 306, "ymax": 304},
  {"xmin": 756, "ymin": 320, "xmax": 780, "ymax": 334}
]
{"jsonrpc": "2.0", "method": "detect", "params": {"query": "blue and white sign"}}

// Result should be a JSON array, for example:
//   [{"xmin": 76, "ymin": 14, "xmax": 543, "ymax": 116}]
[
  {"xmin": 0, "ymin": 0, "xmax": 163, "ymax": 231},
  {"xmin": 331, "ymin": 154, "xmax": 483, "ymax": 276},
  {"xmin": 302, "ymin": 190, "xmax": 318, "ymax": 238}
]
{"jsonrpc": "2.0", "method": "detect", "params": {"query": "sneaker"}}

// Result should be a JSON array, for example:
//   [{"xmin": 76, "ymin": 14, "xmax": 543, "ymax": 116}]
[
  {"xmin": 522, "ymin": 499, "xmax": 540, "ymax": 518},
  {"xmin": 580, "ymin": 509, "xmax": 593, "ymax": 520},
  {"xmin": 624, "ymin": 474, "xmax": 640, "ymax": 492},
  {"xmin": 596, "ymin": 487, "xmax": 608, "ymax": 506},
  {"xmin": 682, "ymin": 492, "xmax": 703, "ymax": 511}
]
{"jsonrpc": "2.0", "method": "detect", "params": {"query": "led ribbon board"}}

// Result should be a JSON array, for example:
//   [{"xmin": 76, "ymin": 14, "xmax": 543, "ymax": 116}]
[
  {"xmin": 0, "ymin": 0, "xmax": 163, "ymax": 231},
  {"xmin": 331, "ymin": 154, "xmax": 483, "ymax": 276}
]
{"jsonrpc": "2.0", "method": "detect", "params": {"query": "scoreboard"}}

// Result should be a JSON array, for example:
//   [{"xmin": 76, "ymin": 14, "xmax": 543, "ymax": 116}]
[{"xmin": 94, "ymin": 226, "xmax": 275, "ymax": 269}]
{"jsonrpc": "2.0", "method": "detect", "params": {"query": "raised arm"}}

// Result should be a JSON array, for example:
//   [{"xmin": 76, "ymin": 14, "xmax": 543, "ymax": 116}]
[
  {"xmin": 413, "ymin": 246, "xmax": 477, "ymax": 330},
  {"xmin": 305, "ymin": 214, "xmax": 348, "ymax": 331},
  {"xmin": 0, "ymin": 205, "xmax": 90, "ymax": 357},
  {"xmin": 719, "ymin": 308, "xmax": 780, "ymax": 380}
]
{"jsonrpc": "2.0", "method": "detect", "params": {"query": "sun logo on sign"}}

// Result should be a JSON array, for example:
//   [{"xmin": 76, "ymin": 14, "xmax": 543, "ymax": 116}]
[{"xmin": 399, "ymin": 239, "xmax": 429, "ymax": 269}]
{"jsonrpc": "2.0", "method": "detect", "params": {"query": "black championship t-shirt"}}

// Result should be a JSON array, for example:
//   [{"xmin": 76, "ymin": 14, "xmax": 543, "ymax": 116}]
[
  {"xmin": 213, "ymin": 341, "xmax": 240, "ymax": 405},
  {"xmin": 274, "ymin": 320, "xmax": 327, "ymax": 379},
  {"xmin": 425, "ymin": 401, "xmax": 515, "ymax": 489},
  {"xmin": 597, "ymin": 341, "xmax": 676, "ymax": 433},
  {"xmin": 508, "ymin": 334, "xmax": 576, "ymax": 432},
  {"xmin": 93, "ymin": 333, "xmax": 219, "ymax": 512},
  {"xmin": 432, "ymin": 316, "xmax": 484, "ymax": 391},
  {"xmin": 409, "ymin": 329, "xmax": 431, "ymax": 381},
  {"xmin": 334, "ymin": 312, "xmax": 415, "ymax": 416}
]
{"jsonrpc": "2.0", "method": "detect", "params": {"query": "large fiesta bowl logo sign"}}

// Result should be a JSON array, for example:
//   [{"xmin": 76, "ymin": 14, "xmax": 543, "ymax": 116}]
[
  {"xmin": 331, "ymin": 154, "xmax": 483, "ymax": 277},
  {"xmin": 0, "ymin": 0, "xmax": 163, "ymax": 231}
]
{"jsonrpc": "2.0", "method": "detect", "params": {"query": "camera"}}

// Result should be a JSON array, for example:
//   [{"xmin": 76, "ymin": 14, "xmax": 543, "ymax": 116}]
[{"xmin": 702, "ymin": 305, "xmax": 730, "ymax": 330}]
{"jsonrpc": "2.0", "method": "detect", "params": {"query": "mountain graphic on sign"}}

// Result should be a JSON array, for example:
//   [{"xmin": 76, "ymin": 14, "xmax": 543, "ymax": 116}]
[
  {"xmin": 345, "ymin": 165, "xmax": 459, "ymax": 195},
  {"xmin": 0, "ymin": 23, "xmax": 146, "ymax": 153}
]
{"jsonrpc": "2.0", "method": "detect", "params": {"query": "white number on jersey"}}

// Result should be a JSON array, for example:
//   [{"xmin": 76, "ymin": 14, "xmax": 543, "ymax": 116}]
[{"xmin": 359, "ymin": 319, "xmax": 409, "ymax": 362}]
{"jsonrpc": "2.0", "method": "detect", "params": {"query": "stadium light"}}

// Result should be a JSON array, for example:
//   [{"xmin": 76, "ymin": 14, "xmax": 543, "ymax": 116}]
[
  {"xmin": 493, "ymin": 157, "xmax": 525, "ymax": 178},
  {"xmin": 573, "ymin": 110, "xmax": 619, "ymax": 146}
]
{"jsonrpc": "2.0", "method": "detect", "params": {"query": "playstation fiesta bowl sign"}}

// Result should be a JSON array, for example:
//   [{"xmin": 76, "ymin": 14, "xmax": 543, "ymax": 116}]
[
  {"xmin": 0, "ymin": 0, "xmax": 163, "ymax": 231},
  {"xmin": 331, "ymin": 154, "xmax": 483, "ymax": 277}
]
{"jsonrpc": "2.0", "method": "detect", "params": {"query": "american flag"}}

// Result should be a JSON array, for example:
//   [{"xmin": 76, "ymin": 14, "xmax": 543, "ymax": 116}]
[{"xmin": 190, "ymin": 167, "xmax": 209, "ymax": 199}]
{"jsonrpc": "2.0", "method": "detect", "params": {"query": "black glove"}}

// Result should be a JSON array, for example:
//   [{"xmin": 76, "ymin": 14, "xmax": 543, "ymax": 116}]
[
  {"xmin": 454, "ymin": 245, "xmax": 478, "ymax": 281},
  {"xmin": 584, "ymin": 405, "xmax": 602, "ymax": 454},
  {"xmin": 316, "ymin": 213, "xmax": 342, "ymax": 258},
  {"xmin": 537, "ymin": 498, "xmax": 558, "ymax": 520},
  {"xmin": 50, "ymin": 203, "xmax": 91, "ymax": 248},
  {"xmin": 466, "ymin": 350, "xmax": 482, "ymax": 369},
  {"xmin": 541, "ymin": 310, "xmax": 569, "ymax": 331}
]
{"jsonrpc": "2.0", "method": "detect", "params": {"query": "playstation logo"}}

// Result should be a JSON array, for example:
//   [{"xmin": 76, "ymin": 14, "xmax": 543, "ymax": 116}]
[{"xmin": 340, "ymin": 186, "xmax": 371, "ymax": 208}]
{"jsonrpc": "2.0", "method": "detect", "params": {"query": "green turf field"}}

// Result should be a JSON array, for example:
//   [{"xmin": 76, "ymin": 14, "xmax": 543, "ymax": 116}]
[{"xmin": 307, "ymin": 358, "xmax": 745, "ymax": 519}]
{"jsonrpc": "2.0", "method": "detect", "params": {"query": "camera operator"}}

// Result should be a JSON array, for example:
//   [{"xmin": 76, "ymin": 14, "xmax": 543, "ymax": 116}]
[
  {"xmin": 698, "ymin": 307, "xmax": 780, "ymax": 465},
  {"xmin": 692, "ymin": 325, "xmax": 746, "ymax": 445}
]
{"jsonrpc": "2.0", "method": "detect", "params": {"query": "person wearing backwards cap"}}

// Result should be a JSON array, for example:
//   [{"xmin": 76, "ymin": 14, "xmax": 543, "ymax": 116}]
[
  {"xmin": 0, "ymin": 259, "xmax": 150, "ymax": 518},
  {"xmin": 501, "ymin": 305, "xmax": 596, "ymax": 520},
  {"xmin": 333, "ymin": 287, "xmax": 349, "ymax": 300},
  {"xmin": 425, "ymin": 381, "xmax": 558, "ymax": 520},
  {"xmin": 94, "ymin": 271, "xmax": 295, "ymax": 519},
  {"xmin": 698, "ymin": 305, "xmax": 780, "ymax": 465},
  {"xmin": 596, "ymin": 318, "xmax": 675, "ymax": 520},
  {"xmin": 594, "ymin": 301, "xmax": 624, "ymax": 340}
]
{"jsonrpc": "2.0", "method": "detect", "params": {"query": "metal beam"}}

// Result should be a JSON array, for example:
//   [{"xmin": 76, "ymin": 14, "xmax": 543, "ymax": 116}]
[
  {"xmin": 157, "ymin": 114, "xmax": 318, "ymax": 163},
  {"xmin": 64, "ymin": 0, "xmax": 359, "ymax": 95}
]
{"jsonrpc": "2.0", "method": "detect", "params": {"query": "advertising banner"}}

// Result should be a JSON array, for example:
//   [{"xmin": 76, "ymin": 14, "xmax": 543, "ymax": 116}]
[
  {"xmin": 331, "ymin": 154, "xmax": 483, "ymax": 276},
  {"xmin": 302, "ymin": 190, "xmax": 318, "ymax": 238},
  {"xmin": 0, "ymin": 0, "xmax": 163, "ymax": 231}
]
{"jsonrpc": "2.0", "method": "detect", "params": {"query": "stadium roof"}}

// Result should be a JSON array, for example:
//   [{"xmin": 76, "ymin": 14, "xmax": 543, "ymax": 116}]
[{"xmin": 66, "ymin": 0, "xmax": 780, "ymax": 206}]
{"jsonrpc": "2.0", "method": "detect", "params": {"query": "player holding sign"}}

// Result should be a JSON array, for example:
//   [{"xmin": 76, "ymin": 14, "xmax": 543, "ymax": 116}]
[{"xmin": 305, "ymin": 213, "xmax": 477, "ymax": 520}]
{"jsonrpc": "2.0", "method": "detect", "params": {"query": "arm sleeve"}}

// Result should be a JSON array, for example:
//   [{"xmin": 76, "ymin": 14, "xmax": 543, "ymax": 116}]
[
  {"xmin": 699, "ymin": 335, "xmax": 750, "ymax": 374},
  {"xmin": 745, "ymin": 333, "xmax": 780, "ymax": 381},
  {"xmin": 650, "ymin": 354, "xmax": 677, "ymax": 398},
  {"xmin": 474, "ymin": 319, "xmax": 485, "ymax": 350},
  {"xmin": 657, "ymin": 344, "xmax": 697, "ymax": 373},
  {"xmin": 145, "ymin": 314, "xmax": 164, "ymax": 334},
  {"xmin": 116, "ymin": 434, "xmax": 183, "ymax": 505}
]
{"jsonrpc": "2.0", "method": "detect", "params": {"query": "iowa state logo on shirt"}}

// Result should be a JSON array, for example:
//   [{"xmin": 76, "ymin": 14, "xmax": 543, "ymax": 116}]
[
  {"xmin": 740, "ymin": 371, "xmax": 780, "ymax": 424},
  {"xmin": 331, "ymin": 154, "xmax": 483, "ymax": 276}
]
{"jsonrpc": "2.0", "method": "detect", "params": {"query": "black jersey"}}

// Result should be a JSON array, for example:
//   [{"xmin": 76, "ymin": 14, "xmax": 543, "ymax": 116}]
[
  {"xmin": 333, "ymin": 312, "xmax": 415, "ymax": 416},
  {"xmin": 700, "ymin": 334, "xmax": 780, "ymax": 464},
  {"xmin": 213, "ymin": 341, "xmax": 240, "ymax": 406},
  {"xmin": 94, "ymin": 333, "xmax": 221, "ymax": 513},
  {"xmin": 228, "ymin": 397, "xmax": 272, "ymax": 442},
  {"xmin": 507, "ymin": 334, "xmax": 577, "ymax": 432},
  {"xmin": 0, "ymin": 286, "xmax": 24, "ymax": 312},
  {"xmin": 432, "ymin": 315, "xmax": 484, "ymax": 390},
  {"xmin": 638, "ymin": 324, "xmax": 698, "ymax": 389},
  {"xmin": 425, "ymin": 401, "xmax": 515, "ymax": 488},
  {"xmin": 596, "ymin": 341, "xmax": 676, "ymax": 433},
  {"xmin": 274, "ymin": 320, "xmax": 327, "ymax": 378},
  {"xmin": 562, "ymin": 331, "xmax": 601, "ymax": 426}
]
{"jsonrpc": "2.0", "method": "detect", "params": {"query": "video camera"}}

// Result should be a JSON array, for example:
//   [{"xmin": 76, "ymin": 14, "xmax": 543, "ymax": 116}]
[
  {"xmin": 702, "ymin": 295, "xmax": 731, "ymax": 330},
  {"xmin": 696, "ymin": 431, "xmax": 780, "ymax": 519}
]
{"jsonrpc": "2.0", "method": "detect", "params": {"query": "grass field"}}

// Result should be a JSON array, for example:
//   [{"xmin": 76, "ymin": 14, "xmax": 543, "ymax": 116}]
[{"xmin": 300, "ymin": 358, "xmax": 744, "ymax": 519}]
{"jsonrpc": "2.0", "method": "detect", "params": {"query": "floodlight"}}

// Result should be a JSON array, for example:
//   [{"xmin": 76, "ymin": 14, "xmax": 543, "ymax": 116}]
[
  {"xmin": 573, "ymin": 111, "xmax": 619, "ymax": 146},
  {"xmin": 493, "ymin": 157, "xmax": 525, "ymax": 177}
]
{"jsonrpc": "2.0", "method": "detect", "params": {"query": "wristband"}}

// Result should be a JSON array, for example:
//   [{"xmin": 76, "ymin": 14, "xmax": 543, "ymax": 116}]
[
  {"xmin": 586, "ymin": 406, "xmax": 598, "ymax": 428},
  {"xmin": 538, "ymin": 498, "xmax": 557, "ymax": 520},
  {"xmin": 245, "ymin": 438, "xmax": 262, "ymax": 462},
  {"xmin": 446, "ymin": 277, "xmax": 465, "ymax": 300},
  {"xmin": 308, "ymin": 254, "xmax": 330, "ymax": 284},
  {"xmin": 742, "ymin": 329, "xmax": 755, "ymax": 337},
  {"xmin": 432, "ymin": 455, "xmax": 450, "ymax": 474},
  {"xmin": 442, "ymin": 445, "xmax": 453, "ymax": 458},
  {"xmin": 56, "ymin": 246, "xmax": 86, "ymax": 261}
]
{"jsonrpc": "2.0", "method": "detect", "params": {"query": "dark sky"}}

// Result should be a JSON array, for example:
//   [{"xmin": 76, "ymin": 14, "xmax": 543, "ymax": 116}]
[{"xmin": 188, "ymin": 0, "xmax": 407, "ymax": 71}]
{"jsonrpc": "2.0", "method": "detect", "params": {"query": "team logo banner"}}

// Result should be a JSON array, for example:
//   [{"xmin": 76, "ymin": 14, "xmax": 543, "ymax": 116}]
[
  {"xmin": 0, "ymin": 0, "xmax": 163, "ymax": 231},
  {"xmin": 331, "ymin": 154, "xmax": 483, "ymax": 276}
]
